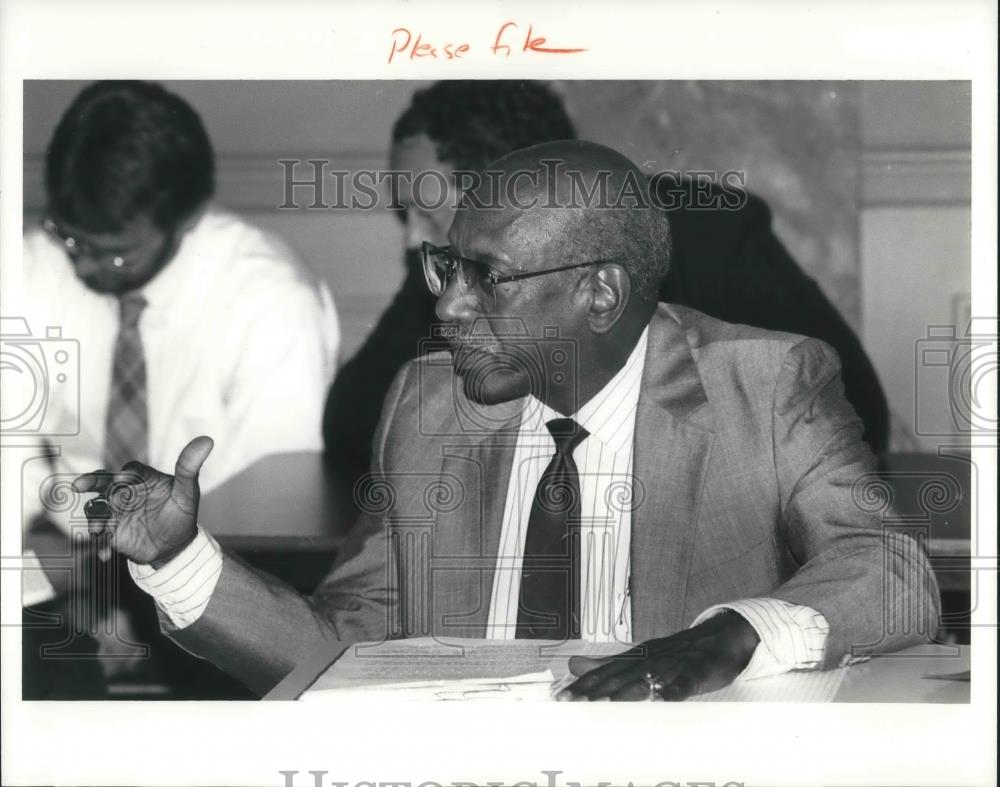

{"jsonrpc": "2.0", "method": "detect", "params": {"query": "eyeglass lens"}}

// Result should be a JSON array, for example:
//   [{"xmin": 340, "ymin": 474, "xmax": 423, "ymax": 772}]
[{"xmin": 428, "ymin": 250, "xmax": 494, "ymax": 298}]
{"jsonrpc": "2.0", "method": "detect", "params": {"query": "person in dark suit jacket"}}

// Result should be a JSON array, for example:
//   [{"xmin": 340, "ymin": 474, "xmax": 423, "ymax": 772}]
[
  {"xmin": 323, "ymin": 81, "xmax": 889, "ymax": 490},
  {"xmin": 78, "ymin": 141, "xmax": 936, "ymax": 700}
]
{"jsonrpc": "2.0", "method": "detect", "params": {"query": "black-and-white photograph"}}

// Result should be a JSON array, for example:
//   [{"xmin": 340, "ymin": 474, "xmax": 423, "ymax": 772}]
[
  {"xmin": 14, "ymin": 76, "xmax": 973, "ymax": 699},
  {"xmin": 2, "ymin": 3, "xmax": 995, "ymax": 787}
]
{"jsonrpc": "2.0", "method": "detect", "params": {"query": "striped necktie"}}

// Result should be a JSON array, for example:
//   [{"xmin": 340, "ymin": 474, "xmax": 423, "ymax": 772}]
[
  {"xmin": 516, "ymin": 417, "xmax": 589, "ymax": 640},
  {"xmin": 104, "ymin": 293, "xmax": 149, "ymax": 471}
]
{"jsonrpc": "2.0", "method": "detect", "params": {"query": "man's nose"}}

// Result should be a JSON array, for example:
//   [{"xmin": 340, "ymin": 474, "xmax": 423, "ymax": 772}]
[{"xmin": 434, "ymin": 278, "xmax": 480, "ymax": 324}]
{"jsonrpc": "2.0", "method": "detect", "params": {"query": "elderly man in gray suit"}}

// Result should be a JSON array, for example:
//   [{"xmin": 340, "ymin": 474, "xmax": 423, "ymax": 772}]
[{"xmin": 77, "ymin": 141, "xmax": 939, "ymax": 699}]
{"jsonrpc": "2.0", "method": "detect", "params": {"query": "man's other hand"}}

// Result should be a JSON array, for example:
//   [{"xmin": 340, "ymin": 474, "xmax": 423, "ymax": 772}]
[
  {"xmin": 72, "ymin": 436, "xmax": 214, "ymax": 567},
  {"xmin": 556, "ymin": 610, "xmax": 760, "ymax": 701}
]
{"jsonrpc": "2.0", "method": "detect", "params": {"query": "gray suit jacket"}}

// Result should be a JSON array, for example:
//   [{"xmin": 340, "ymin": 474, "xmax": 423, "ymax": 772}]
[{"xmin": 171, "ymin": 305, "xmax": 939, "ymax": 694}]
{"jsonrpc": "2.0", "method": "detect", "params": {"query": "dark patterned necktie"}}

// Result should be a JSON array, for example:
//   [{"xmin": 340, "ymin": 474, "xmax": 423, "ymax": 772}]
[
  {"xmin": 104, "ymin": 293, "xmax": 148, "ymax": 471},
  {"xmin": 516, "ymin": 417, "xmax": 589, "ymax": 639}
]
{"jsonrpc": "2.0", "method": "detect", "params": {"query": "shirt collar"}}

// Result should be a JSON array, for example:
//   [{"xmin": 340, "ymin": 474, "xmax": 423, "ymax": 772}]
[{"xmin": 522, "ymin": 326, "xmax": 649, "ymax": 454}]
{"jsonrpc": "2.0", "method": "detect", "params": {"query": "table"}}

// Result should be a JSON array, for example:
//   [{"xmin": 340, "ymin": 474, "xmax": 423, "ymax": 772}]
[
  {"xmin": 197, "ymin": 451, "xmax": 358, "ymax": 594},
  {"xmin": 199, "ymin": 451, "xmax": 357, "ymax": 553},
  {"xmin": 275, "ymin": 638, "xmax": 970, "ymax": 703},
  {"xmin": 833, "ymin": 643, "xmax": 970, "ymax": 703}
]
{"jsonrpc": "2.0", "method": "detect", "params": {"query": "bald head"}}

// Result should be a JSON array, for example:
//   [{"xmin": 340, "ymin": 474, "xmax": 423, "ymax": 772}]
[
  {"xmin": 440, "ymin": 141, "xmax": 668, "ymax": 413},
  {"xmin": 457, "ymin": 140, "xmax": 672, "ymax": 300}
]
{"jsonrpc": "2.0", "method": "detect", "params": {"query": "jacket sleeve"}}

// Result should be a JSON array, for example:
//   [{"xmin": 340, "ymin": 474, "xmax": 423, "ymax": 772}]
[
  {"xmin": 765, "ymin": 338, "xmax": 940, "ymax": 668},
  {"xmin": 728, "ymin": 210, "xmax": 890, "ymax": 455},
  {"xmin": 167, "ymin": 363, "xmax": 413, "ymax": 695}
]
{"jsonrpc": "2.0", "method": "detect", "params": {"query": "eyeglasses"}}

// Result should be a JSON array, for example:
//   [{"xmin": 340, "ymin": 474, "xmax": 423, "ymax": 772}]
[
  {"xmin": 421, "ymin": 241, "xmax": 618, "ymax": 305},
  {"xmin": 42, "ymin": 217, "xmax": 131, "ymax": 269}
]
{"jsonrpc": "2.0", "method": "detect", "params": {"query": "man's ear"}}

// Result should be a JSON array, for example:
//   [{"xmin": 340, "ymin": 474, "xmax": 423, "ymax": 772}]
[{"xmin": 585, "ymin": 264, "xmax": 630, "ymax": 334}]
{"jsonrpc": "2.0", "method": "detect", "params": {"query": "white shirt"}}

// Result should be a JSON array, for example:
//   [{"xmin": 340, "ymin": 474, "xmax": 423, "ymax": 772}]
[
  {"xmin": 133, "ymin": 327, "xmax": 829, "ymax": 680},
  {"xmin": 487, "ymin": 327, "xmax": 648, "ymax": 642},
  {"xmin": 20, "ymin": 205, "xmax": 339, "ymax": 533}
]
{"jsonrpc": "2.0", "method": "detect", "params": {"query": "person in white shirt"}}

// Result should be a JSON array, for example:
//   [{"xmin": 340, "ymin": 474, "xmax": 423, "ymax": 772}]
[
  {"xmin": 22, "ymin": 207, "xmax": 338, "ymax": 521},
  {"xmin": 20, "ymin": 81, "xmax": 338, "ymax": 696}
]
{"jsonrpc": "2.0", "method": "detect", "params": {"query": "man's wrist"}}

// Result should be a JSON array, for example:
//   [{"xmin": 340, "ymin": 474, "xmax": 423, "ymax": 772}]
[
  {"xmin": 128, "ymin": 528, "xmax": 223, "ymax": 631},
  {"xmin": 692, "ymin": 599, "xmax": 829, "ymax": 681},
  {"xmin": 150, "ymin": 528, "xmax": 199, "ymax": 570},
  {"xmin": 703, "ymin": 610, "xmax": 761, "ymax": 668}
]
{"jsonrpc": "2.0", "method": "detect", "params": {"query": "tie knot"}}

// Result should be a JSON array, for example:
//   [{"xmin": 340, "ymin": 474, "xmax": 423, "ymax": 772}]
[
  {"xmin": 118, "ymin": 293, "xmax": 147, "ymax": 326},
  {"xmin": 546, "ymin": 418, "xmax": 588, "ymax": 456}
]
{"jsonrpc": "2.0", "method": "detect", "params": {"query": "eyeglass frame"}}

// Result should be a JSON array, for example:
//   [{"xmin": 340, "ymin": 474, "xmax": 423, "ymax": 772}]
[
  {"xmin": 421, "ymin": 241, "xmax": 622, "ymax": 299},
  {"xmin": 41, "ymin": 215, "xmax": 177, "ymax": 270}
]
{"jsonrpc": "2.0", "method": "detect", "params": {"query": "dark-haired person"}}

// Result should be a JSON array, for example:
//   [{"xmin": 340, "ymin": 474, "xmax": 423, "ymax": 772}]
[
  {"xmin": 21, "ymin": 81, "xmax": 339, "ymax": 697},
  {"xmin": 323, "ymin": 80, "xmax": 888, "ymax": 489}
]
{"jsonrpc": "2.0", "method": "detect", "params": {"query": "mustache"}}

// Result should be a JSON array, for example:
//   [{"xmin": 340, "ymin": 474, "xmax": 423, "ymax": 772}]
[
  {"xmin": 436, "ymin": 323, "xmax": 499, "ymax": 353},
  {"xmin": 434, "ymin": 319, "xmax": 540, "ymax": 358},
  {"xmin": 447, "ymin": 336, "xmax": 503, "ymax": 356}
]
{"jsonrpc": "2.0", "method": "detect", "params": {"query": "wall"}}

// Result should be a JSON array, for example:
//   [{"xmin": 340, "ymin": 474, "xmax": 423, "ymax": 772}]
[
  {"xmin": 22, "ymin": 80, "xmax": 971, "ymax": 449},
  {"xmin": 858, "ymin": 82, "xmax": 971, "ymax": 451},
  {"xmin": 557, "ymin": 81, "xmax": 862, "ymax": 326}
]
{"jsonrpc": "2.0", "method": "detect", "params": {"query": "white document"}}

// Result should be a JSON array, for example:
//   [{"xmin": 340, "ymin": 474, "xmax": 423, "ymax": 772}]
[
  {"xmin": 302, "ymin": 669, "xmax": 569, "ymax": 702},
  {"xmin": 300, "ymin": 636, "xmax": 850, "ymax": 702},
  {"xmin": 301, "ymin": 637, "xmax": 619, "ymax": 700}
]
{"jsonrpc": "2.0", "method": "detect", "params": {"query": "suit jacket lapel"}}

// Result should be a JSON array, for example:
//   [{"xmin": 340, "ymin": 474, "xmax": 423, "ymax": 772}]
[
  {"xmin": 630, "ymin": 306, "xmax": 715, "ymax": 640},
  {"xmin": 428, "ymin": 413, "xmax": 521, "ymax": 637}
]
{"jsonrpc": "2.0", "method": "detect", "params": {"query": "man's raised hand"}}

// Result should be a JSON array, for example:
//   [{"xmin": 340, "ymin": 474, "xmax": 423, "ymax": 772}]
[{"xmin": 72, "ymin": 436, "xmax": 214, "ymax": 567}]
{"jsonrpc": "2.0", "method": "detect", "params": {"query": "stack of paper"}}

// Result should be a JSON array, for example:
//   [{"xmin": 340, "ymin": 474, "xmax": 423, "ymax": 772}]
[
  {"xmin": 294, "ymin": 637, "xmax": 853, "ymax": 702},
  {"xmin": 302, "ymin": 669, "xmax": 567, "ymax": 702}
]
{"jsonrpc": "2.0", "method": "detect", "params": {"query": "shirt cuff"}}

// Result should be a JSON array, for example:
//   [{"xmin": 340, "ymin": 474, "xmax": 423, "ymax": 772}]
[
  {"xmin": 692, "ymin": 597, "xmax": 829, "ymax": 681},
  {"xmin": 127, "ymin": 527, "xmax": 223, "ymax": 630}
]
